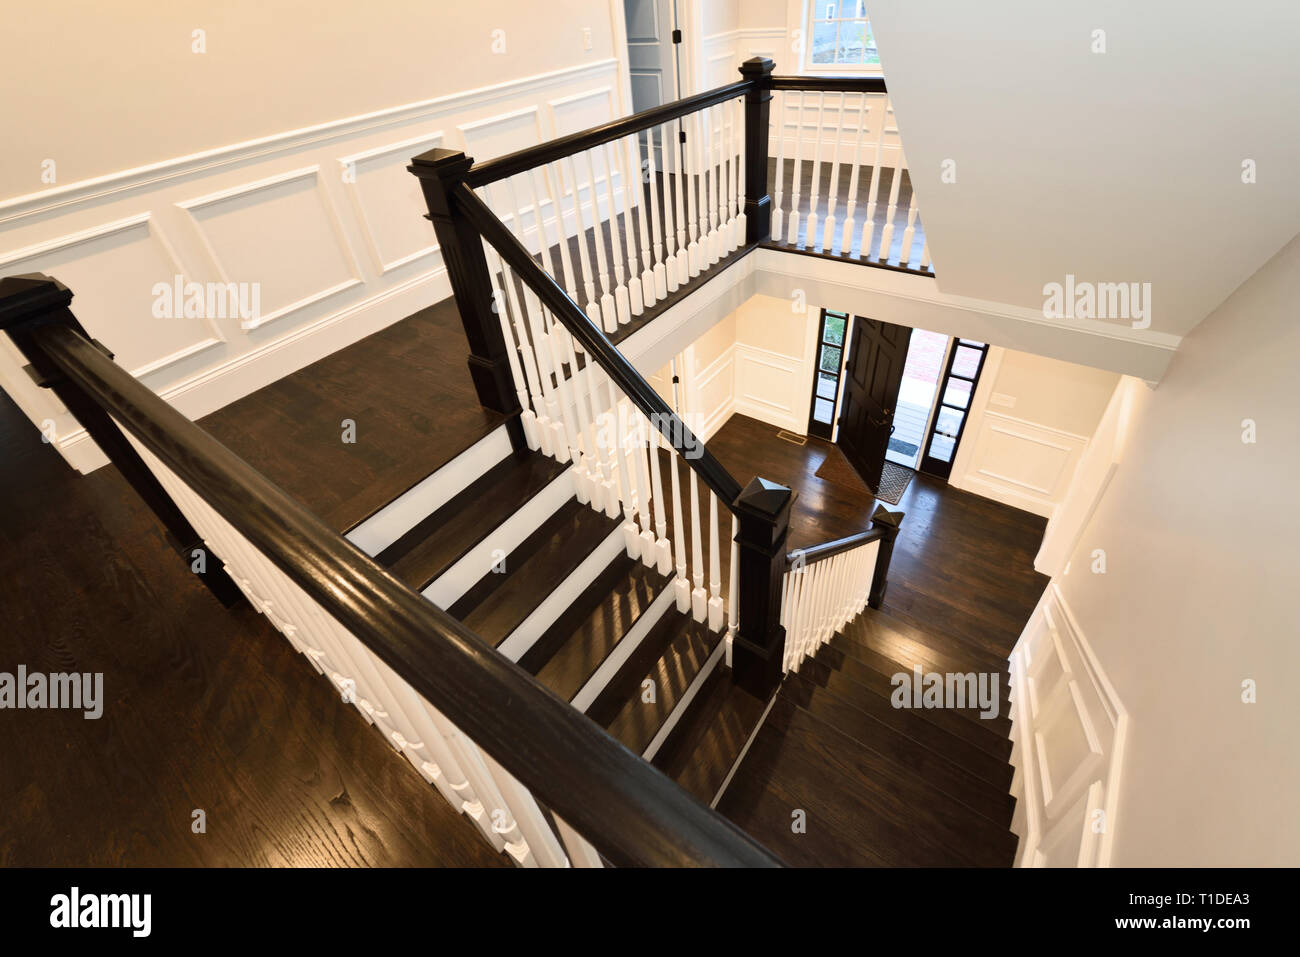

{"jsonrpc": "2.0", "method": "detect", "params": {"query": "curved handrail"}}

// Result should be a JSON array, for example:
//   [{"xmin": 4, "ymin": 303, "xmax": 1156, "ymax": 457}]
[
  {"xmin": 452, "ymin": 181, "xmax": 746, "ymax": 509},
  {"xmin": 24, "ymin": 318, "xmax": 780, "ymax": 868}
]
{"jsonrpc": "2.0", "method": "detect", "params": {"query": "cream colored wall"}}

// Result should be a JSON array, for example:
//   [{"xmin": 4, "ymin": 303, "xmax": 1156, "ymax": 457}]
[
  {"xmin": 990, "ymin": 350, "xmax": 1119, "ymax": 439},
  {"xmin": 1034, "ymin": 232, "xmax": 1300, "ymax": 866},
  {"xmin": 0, "ymin": 1, "xmax": 618, "ymax": 199}
]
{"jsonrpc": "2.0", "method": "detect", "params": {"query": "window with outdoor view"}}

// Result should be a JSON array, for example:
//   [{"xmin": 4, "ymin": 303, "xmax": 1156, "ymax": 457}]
[{"xmin": 808, "ymin": 1, "xmax": 880, "ymax": 70}]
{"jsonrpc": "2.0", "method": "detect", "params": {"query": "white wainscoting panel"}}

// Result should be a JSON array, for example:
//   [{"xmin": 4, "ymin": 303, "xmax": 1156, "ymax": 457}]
[
  {"xmin": 951, "ymin": 409, "xmax": 1089, "ymax": 519},
  {"xmin": 0, "ymin": 58, "xmax": 624, "ymax": 472},
  {"xmin": 1009, "ymin": 584, "xmax": 1127, "ymax": 867},
  {"xmin": 733, "ymin": 342, "xmax": 807, "ymax": 434}
]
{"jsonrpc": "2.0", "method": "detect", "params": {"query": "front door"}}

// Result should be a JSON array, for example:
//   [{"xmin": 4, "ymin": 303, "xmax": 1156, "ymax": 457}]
[{"xmin": 837, "ymin": 316, "xmax": 910, "ymax": 491}]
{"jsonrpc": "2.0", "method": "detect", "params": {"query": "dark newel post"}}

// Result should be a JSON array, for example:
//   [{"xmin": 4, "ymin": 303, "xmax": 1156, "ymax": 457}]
[
  {"xmin": 408, "ymin": 148, "xmax": 524, "ymax": 449},
  {"xmin": 731, "ymin": 476, "xmax": 795, "ymax": 697},
  {"xmin": 868, "ymin": 504, "xmax": 905, "ymax": 609},
  {"xmin": 0, "ymin": 274, "xmax": 242, "ymax": 607},
  {"xmin": 739, "ymin": 56, "xmax": 775, "ymax": 245}
]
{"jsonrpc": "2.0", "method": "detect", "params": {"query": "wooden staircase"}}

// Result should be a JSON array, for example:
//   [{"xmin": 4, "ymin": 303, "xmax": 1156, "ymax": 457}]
[{"xmin": 715, "ymin": 607, "xmax": 1017, "ymax": 866}]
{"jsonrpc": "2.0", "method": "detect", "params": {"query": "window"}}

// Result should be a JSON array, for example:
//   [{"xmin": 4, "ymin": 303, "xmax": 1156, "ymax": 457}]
[
  {"xmin": 918, "ymin": 339, "xmax": 989, "ymax": 479},
  {"xmin": 808, "ymin": 1, "xmax": 880, "ymax": 70},
  {"xmin": 807, "ymin": 310, "xmax": 848, "ymax": 439}
]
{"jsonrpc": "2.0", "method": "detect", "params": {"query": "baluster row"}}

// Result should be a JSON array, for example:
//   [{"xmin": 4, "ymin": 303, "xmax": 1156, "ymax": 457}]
[
  {"xmin": 770, "ymin": 89, "xmax": 931, "ymax": 271},
  {"xmin": 780, "ymin": 539, "xmax": 879, "ymax": 673},
  {"xmin": 119, "ymin": 432, "xmax": 602, "ymax": 867}
]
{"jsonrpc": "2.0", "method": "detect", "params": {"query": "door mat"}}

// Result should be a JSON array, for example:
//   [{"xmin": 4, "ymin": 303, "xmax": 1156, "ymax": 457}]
[{"xmin": 815, "ymin": 446, "xmax": 915, "ymax": 505}]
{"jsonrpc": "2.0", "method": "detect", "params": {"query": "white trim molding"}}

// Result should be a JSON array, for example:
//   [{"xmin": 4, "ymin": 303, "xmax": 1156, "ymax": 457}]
[{"xmin": 1009, "ymin": 584, "xmax": 1129, "ymax": 867}]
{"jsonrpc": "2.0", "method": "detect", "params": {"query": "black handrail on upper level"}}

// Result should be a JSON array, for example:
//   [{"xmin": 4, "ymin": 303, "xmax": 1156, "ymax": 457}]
[{"xmin": 0, "ymin": 274, "xmax": 782, "ymax": 869}]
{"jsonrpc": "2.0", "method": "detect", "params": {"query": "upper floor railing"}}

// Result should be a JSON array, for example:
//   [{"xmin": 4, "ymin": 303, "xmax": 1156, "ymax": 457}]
[
  {"xmin": 0, "ymin": 273, "xmax": 780, "ymax": 868},
  {"xmin": 411, "ymin": 58, "xmax": 915, "ymax": 695}
]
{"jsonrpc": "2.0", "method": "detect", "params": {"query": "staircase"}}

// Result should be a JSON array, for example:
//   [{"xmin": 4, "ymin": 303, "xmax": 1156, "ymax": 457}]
[{"xmin": 717, "ymin": 607, "xmax": 1017, "ymax": 866}]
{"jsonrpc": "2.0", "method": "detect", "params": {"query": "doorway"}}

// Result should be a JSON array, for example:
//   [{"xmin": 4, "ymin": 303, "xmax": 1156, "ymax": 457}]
[
  {"xmin": 624, "ymin": 0, "xmax": 681, "ymax": 115},
  {"xmin": 810, "ymin": 311, "xmax": 990, "ymax": 492}
]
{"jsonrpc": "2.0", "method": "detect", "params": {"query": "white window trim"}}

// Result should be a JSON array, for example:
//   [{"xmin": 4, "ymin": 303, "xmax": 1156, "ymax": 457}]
[{"xmin": 800, "ymin": 0, "xmax": 884, "ymax": 75}]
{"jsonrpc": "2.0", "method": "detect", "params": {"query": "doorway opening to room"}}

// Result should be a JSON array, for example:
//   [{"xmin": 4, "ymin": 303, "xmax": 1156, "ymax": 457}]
[{"xmin": 807, "ymin": 309, "xmax": 989, "ymax": 498}]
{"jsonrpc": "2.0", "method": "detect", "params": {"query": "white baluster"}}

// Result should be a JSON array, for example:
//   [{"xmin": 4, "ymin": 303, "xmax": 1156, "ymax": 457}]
[
  {"xmin": 900, "ymin": 203, "xmax": 919, "ymax": 269},
  {"xmin": 614, "ymin": 395, "xmax": 642, "ymax": 557},
  {"xmin": 563, "ymin": 154, "xmax": 607, "ymax": 331},
  {"xmin": 669, "ymin": 449, "xmax": 691, "ymax": 612},
  {"xmin": 660, "ymin": 121, "xmax": 681, "ymax": 294},
  {"xmin": 578, "ymin": 150, "xmax": 620, "ymax": 330},
  {"xmin": 504, "ymin": 176, "xmax": 569, "ymax": 460},
  {"xmin": 878, "ymin": 147, "xmax": 904, "ymax": 263},
  {"xmin": 599, "ymin": 141, "xmax": 635, "ymax": 324},
  {"xmin": 700, "ymin": 108, "xmax": 719, "ymax": 266},
  {"xmin": 684, "ymin": 113, "xmax": 702, "ymax": 277},
  {"xmin": 921, "ymin": 240, "xmax": 932, "ymax": 272},
  {"xmin": 786, "ymin": 92, "xmax": 807, "ymax": 245},
  {"xmin": 857, "ymin": 98, "xmax": 888, "ymax": 260},
  {"xmin": 592, "ymin": 368, "xmax": 621, "ymax": 518},
  {"xmin": 646, "ymin": 426, "xmax": 673, "ymax": 575},
  {"xmin": 535, "ymin": 163, "xmax": 580, "ymax": 307},
  {"xmin": 689, "ymin": 470, "xmax": 707, "ymax": 622},
  {"xmin": 481, "ymin": 240, "xmax": 538, "ymax": 451},
  {"xmin": 840, "ymin": 93, "xmax": 870, "ymax": 255},
  {"xmin": 772, "ymin": 89, "xmax": 788, "ymax": 242},
  {"xmin": 712, "ymin": 104, "xmax": 727, "ymax": 261},
  {"xmin": 707, "ymin": 491, "xmax": 724, "ymax": 632},
  {"xmin": 733, "ymin": 96, "xmax": 747, "ymax": 248},
  {"xmin": 805, "ymin": 93, "xmax": 825, "ymax": 250},
  {"xmin": 643, "ymin": 127, "xmax": 669, "ymax": 301},
  {"xmin": 632, "ymin": 410, "xmax": 657, "ymax": 566},
  {"xmin": 625, "ymin": 132, "xmax": 657, "ymax": 309},
  {"xmin": 821, "ymin": 92, "xmax": 846, "ymax": 252}
]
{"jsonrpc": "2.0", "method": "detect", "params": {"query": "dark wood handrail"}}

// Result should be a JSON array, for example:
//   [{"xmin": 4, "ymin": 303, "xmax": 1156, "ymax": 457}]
[
  {"xmin": 466, "ymin": 79, "xmax": 752, "ymax": 188},
  {"xmin": 451, "ymin": 181, "xmax": 746, "ymax": 508},
  {"xmin": 21, "ymin": 317, "xmax": 780, "ymax": 869},
  {"xmin": 786, "ymin": 527, "xmax": 887, "ymax": 568},
  {"xmin": 770, "ymin": 74, "xmax": 888, "ymax": 93}
]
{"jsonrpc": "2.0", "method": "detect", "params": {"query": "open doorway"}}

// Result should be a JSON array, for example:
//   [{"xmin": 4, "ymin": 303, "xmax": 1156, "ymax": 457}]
[
  {"xmin": 886, "ymin": 328, "xmax": 948, "ymax": 469},
  {"xmin": 808, "ymin": 311, "xmax": 991, "ymax": 495}
]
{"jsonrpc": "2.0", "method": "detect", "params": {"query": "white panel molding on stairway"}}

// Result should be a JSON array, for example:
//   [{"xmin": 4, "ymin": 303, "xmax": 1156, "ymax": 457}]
[
  {"xmin": 0, "ymin": 57, "xmax": 623, "ymax": 474},
  {"xmin": 1009, "ymin": 584, "xmax": 1128, "ymax": 868}
]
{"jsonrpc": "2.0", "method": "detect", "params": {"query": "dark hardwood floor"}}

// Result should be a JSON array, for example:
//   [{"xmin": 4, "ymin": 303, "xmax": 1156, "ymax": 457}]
[
  {"xmin": 706, "ymin": 414, "xmax": 1049, "ymax": 660},
  {"xmin": 0, "ymin": 348, "xmax": 505, "ymax": 867},
  {"xmin": 199, "ymin": 296, "xmax": 504, "ymax": 534}
]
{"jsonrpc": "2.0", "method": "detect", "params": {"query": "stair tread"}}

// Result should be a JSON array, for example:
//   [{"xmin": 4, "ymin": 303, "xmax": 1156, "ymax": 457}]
[
  {"xmin": 796, "ymin": 656, "xmax": 1012, "ymax": 788},
  {"xmin": 378, "ymin": 449, "xmax": 569, "ymax": 592},
  {"xmin": 719, "ymin": 697, "xmax": 1016, "ymax": 866},
  {"xmin": 594, "ymin": 612, "xmax": 721, "ymax": 756},
  {"xmin": 781, "ymin": 670, "xmax": 1014, "ymax": 826},
  {"xmin": 449, "ymin": 497, "xmax": 620, "ymax": 647},
  {"xmin": 652, "ymin": 667, "xmax": 768, "ymax": 805},
  {"xmin": 815, "ymin": 641, "xmax": 1013, "ymax": 752},
  {"xmin": 517, "ymin": 553, "xmax": 668, "ymax": 700},
  {"xmin": 843, "ymin": 606, "xmax": 1012, "ymax": 678}
]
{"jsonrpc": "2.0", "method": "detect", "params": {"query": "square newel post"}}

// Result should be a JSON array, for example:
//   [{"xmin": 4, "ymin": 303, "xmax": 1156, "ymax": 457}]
[
  {"xmin": 739, "ymin": 56, "xmax": 775, "ymax": 245},
  {"xmin": 408, "ymin": 148, "xmax": 523, "ymax": 445},
  {"xmin": 0, "ymin": 273, "xmax": 242, "ymax": 607},
  {"xmin": 731, "ymin": 476, "xmax": 795, "ymax": 697},
  {"xmin": 868, "ymin": 505, "xmax": 905, "ymax": 609}
]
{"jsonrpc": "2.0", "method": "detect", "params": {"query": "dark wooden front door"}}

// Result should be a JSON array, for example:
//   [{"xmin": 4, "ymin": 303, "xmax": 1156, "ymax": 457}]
[{"xmin": 837, "ymin": 317, "xmax": 910, "ymax": 491}]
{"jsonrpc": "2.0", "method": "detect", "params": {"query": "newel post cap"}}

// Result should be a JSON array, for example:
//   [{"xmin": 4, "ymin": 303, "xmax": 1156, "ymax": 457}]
[
  {"xmin": 407, "ymin": 146, "xmax": 475, "ymax": 180},
  {"xmin": 739, "ymin": 56, "xmax": 776, "ymax": 78},
  {"xmin": 870, "ymin": 504, "xmax": 905, "ymax": 535},
  {"xmin": 0, "ymin": 273, "xmax": 73, "ymax": 329}
]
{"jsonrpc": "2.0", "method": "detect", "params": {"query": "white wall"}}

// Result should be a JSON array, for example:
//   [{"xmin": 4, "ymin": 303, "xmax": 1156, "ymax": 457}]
[
  {"xmin": 866, "ymin": 0, "xmax": 1300, "ymax": 339},
  {"xmin": 950, "ymin": 348, "xmax": 1120, "ymax": 518},
  {"xmin": 0, "ymin": 2, "xmax": 632, "ymax": 471},
  {"xmin": 1015, "ymin": 231, "xmax": 1300, "ymax": 866}
]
